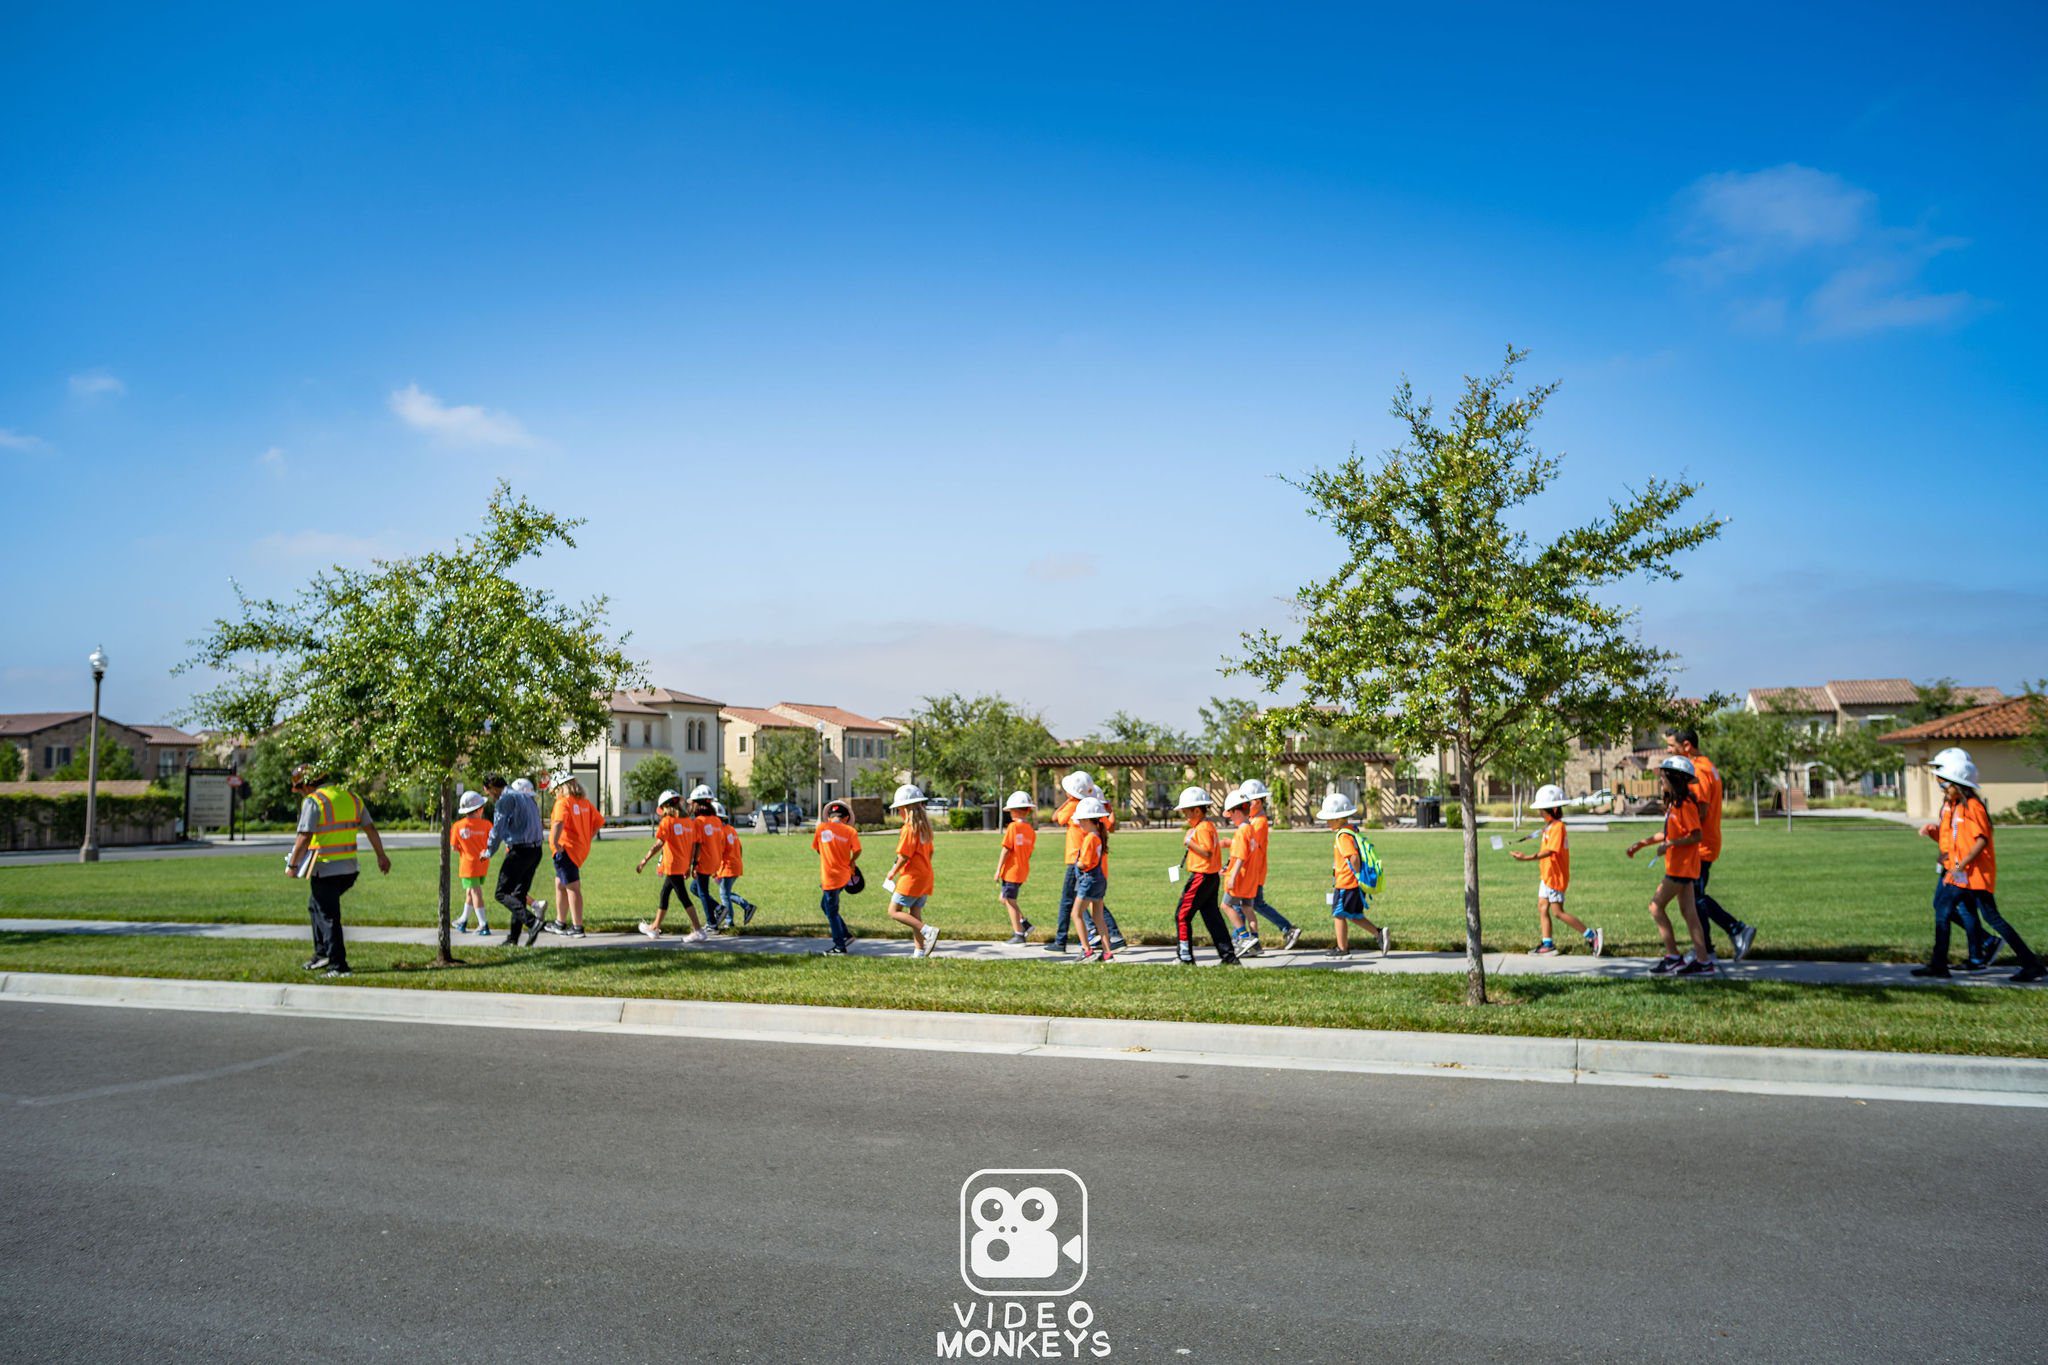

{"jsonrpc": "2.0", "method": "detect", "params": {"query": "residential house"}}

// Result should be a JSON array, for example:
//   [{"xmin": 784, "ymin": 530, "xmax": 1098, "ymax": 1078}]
[
  {"xmin": 565, "ymin": 687, "xmax": 724, "ymax": 817},
  {"xmin": 720, "ymin": 706, "xmax": 815, "ymax": 809},
  {"xmin": 1747, "ymin": 679, "xmax": 2006, "ymax": 799},
  {"xmin": 1880, "ymin": 698, "xmax": 2048, "ymax": 823},
  {"xmin": 0, "ymin": 712, "xmax": 155, "ymax": 781},
  {"xmin": 767, "ymin": 703, "xmax": 901, "ymax": 810},
  {"xmin": 134, "ymin": 725, "xmax": 202, "ymax": 783}
]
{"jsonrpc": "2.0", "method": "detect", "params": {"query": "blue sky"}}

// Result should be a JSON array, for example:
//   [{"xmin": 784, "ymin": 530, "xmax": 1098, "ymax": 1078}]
[{"xmin": 4, "ymin": 1, "xmax": 2045, "ymax": 733}]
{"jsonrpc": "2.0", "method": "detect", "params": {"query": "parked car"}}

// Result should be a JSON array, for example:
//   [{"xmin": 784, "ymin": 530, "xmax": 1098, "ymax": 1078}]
[
  {"xmin": 756, "ymin": 801, "xmax": 806, "ymax": 830},
  {"xmin": 924, "ymin": 796, "xmax": 954, "ymax": 813}
]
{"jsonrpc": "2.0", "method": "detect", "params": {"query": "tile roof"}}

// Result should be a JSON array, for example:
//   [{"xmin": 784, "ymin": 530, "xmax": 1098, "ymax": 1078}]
[
  {"xmin": 1748, "ymin": 686, "xmax": 1832, "ymax": 713},
  {"xmin": 720, "ymin": 706, "xmax": 809, "ymax": 730},
  {"xmin": 1824, "ymin": 679, "xmax": 1916, "ymax": 707},
  {"xmin": 0, "ymin": 712, "xmax": 90, "ymax": 736},
  {"xmin": 772, "ymin": 702, "xmax": 895, "ymax": 732},
  {"xmin": 1956, "ymin": 685, "xmax": 2009, "ymax": 706},
  {"xmin": 1879, "ymin": 697, "xmax": 2046, "ymax": 745},
  {"xmin": 133, "ymin": 725, "xmax": 199, "ymax": 745},
  {"xmin": 605, "ymin": 691, "xmax": 664, "ymax": 716},
  {"xmin": 626, "ymin": 686, "xmax": 723, "ymax": 708}
]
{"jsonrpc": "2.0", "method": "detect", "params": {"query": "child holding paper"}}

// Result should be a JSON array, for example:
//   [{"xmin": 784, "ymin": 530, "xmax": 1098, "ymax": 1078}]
[{"xmin": 1512, "ymin": 785, "xmax": 1601, "ymax": 956}]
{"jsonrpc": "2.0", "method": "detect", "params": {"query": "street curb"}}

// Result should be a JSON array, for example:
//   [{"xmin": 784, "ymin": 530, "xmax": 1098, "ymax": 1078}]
[{"xmin": 3, "ymin": 971, "xmax": 2045, "ymax": 1107}]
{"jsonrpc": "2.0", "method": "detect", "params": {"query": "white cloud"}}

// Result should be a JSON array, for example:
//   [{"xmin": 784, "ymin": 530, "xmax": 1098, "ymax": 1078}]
[
  {"xmin": 388, "ymin": 383, "xmax": 533, "ymax": 447},
  {"xmin": 0, "ymin": 427, "xmax": 49, "ymax": 453},
  {"xmin": 255, "ymin": 529, "xmax": 392, "ymax": 563},
  {"xmin": 257, "ymin": 446, "xmax": 287, "ymax": 475},
  {"xmin": 1673, "ymin": 164, "xmax": 1978, "ymax": 338},
  {"xmin": 69, "ymin": 369, "xmax": 126, "ymax": 399}
]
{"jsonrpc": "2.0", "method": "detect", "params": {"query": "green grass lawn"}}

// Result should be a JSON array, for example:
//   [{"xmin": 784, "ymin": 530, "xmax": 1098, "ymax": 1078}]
[
  {"xmin": 6, "ymin": 821, "xmax": 2043, "ymax": 963},
  {"xmin": 0, "ymin": 931, "xmax": 2041, "ymax": 1058}
]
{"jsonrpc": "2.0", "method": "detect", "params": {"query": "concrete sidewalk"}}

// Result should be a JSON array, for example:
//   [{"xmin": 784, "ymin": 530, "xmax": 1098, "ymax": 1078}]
[{"xmin": 1, "ymin": 916, "xmax": 2031, "ymax": 988}]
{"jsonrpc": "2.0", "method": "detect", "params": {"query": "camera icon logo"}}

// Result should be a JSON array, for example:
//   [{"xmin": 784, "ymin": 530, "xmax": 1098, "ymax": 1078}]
[{"xmin": 959, "ymin": 1168, "xmax": 1087, "ymax": 1296}]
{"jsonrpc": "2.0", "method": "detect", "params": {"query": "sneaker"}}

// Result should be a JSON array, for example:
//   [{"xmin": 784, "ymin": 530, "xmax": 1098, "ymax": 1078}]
[
  {"xmin": 813, "ymin": 944, "xmax": 850, "ymax": 956},
  {"xmin": 1587, "ymin": 927, "xmax": 1604, "ymax": 958},
  {"xmin": 1176, "ymin": 944, "xmax": 1195, "ymax": 964},
  {"xmin": 302, "ymin": 956, "xmax": 331, "ymax": 972},
  {"xmin": 529, "ymin": 898, "xmax": 547, "ymax": 916},
  {"xmin": 1650, "ymin": 954, "xmax": 1684, "ymax": 976},
  {"xmin": 1020, "ymin": 919, "xmax": 1033, "ymax": 936},
  {"xmin": 1240, "ymin": 936, "xmax": 1264, "ymax": 958},
  {"xmin": 1965, "ymin": 937, "xmax": 2003, "ymax": 971},
  {"xmin": 542, "ymin": 919, "xmax": 567, "ymax": 935},
  {"xmin": 1042, "ymin": 939, "xmax": 1068, "ymax": 953},
  {"xmin": 475, "ymin": 925, "xmax": 489, "ymax": 937},
  {"xmin": 1281, "ymin": 927, "xmax": 1302, "ymax": 953},
  {"xmin": 742, "ymin": 903, "xmax": 757, "ymax": 927},
  {"xmin": 1674, "ymin": 958, "xmax": 1716, "ymax": 978},
  {"xmin": 1074, "ymin": 947, "xmax": 1100, "ymax": 964},
  {"xmin": 1099, "ymin": 951, "xmax": 1115, "ymax": 963},
  {"xmin": 455, "ymin": 923, "xmax": 470, "ymax": 935},
  {"xmin": 1531, "ymin": 942, "xmax": 1559, "ymax": 956},
  {"xmin": 568, "ymin": 925, "xmax": 588, "ymax": 939},
  {"xmin": 637, "ymin": 921, "xmax": 659, "ymax": 939},
  {"xmin": 499, "ymin": 932, "xmax": 521, "ymax": 947},
  {"xmin": 1323, "ymin": 946, "xmax": 1352, "ymax": 958},
  {"xmin": 1909, "ymin": 964, "xmax": 1952, "ymax": 979},
  {"xmin": 1378, "ymin": 926, "xmax": 1393, "ymax": 956},
  {"xmin": 322, "ymin": 967, "xmax": 352, "ymax": 978},
  {"xmin": 1006, "ymin": 932, "xmax": 1028, "ymax": 945},
  {"xmin": 680, "ymin": 927, "xmax": 705, "ymax": 942},
  {"xmin": 1108, "ymin": 937, "xmax": 1128, "ymax": 951},
  {"xmin": 1732, "ymin": 923, "xmax": 1757, "ymax": 962},
  {"xmin": 523, "ymin": 919, "xmax": 544, "ymax": 947},
  {"xmin": 2009, "ymin": 964, "xmax": 2046, "ymax": 984}
]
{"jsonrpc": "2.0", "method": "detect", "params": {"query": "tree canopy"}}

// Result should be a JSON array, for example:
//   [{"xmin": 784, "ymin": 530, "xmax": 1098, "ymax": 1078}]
[
  {"xmin": 52, "ymin": 733, "xmax": 141, "ymax": 782},
  {"xmin": 908, "ymin": 692, "xmax": 1058, "ymax": 803}
]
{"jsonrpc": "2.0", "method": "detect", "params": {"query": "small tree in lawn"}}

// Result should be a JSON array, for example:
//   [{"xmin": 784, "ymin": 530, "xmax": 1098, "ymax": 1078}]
[
  {"xmin": 750, "ymin": 729, "xmax": 822, "ymax": 813},
  {"xmin": 624, "ymin": 754, "xmax": 681, "ymax": 811},
  {"xmin": 182, "ymin": 484, "xmax": 641, "ymax": 964},
  {"xmin": 1233, "ymin": 348, "xmax": 1722, "ymax": 1003},
  {"xmin": 53, "ymin": 734, "xmax": 141, "ymax": 782}
]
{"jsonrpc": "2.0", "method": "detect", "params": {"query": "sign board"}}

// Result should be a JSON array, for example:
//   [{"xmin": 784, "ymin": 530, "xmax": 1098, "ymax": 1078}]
[{"xmin": 185, "ymin": 767, "xmax": 234, "ymax": 832}]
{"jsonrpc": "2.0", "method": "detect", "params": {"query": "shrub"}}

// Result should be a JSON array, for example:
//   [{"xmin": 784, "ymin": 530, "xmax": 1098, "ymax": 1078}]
[
  {"xmin": 0, "ymin": 790, "xmax": 183, "ymax": 849},
  {"xmin": 947, "ymin": 807, "xmax": 983, "ymax": 831},
  {"xmin": 2002, "ymin": 798, "xmax": 2048, "ymax": 825}
]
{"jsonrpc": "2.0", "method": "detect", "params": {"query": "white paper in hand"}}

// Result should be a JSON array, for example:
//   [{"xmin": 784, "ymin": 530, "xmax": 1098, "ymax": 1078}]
[
  {"xmin": 882, "ymin": 878, "xmax": 896, "ymax": 894},
  {"xmin": 1326, "ymin": 890, "xmax": 1337, "ymax": 905},
  {"xmin": 1168, "ymin": 865, "xmax": 1182, "ymax": 883},
  {"xmin": 1490, "ymin": 836, "xmax": 1505, "ymax": 851}
]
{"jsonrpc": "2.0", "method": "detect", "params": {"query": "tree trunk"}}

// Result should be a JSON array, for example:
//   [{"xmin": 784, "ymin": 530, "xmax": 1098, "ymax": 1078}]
[
  {"xmin": 436, "ymin": 779, "xmax": 455, "ymax": 965},
  {"xmin": 1457, "ymin": 741, "xmax": 1487, "ymax": 1005}
]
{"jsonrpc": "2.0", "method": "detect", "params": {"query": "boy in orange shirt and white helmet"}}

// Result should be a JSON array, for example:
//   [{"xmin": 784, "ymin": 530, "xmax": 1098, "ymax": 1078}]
[{"xmin": 1511, "ymin": 785, "xmax": 1601, "ymax": 956}]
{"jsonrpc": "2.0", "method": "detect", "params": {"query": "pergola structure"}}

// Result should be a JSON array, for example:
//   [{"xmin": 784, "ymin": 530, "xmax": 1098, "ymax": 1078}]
[{"xmin": 1031, "ymin": 750, "xmax": 1403, "ymax": 827}]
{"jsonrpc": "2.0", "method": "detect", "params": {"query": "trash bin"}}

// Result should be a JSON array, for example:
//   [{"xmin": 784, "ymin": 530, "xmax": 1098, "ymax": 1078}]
[
  {"xmin": 981, "ymin": 803, "xmax": 1001, "ymax": 831},
  {"xmin": 1416, "ymin": 797, "xmax": 1442, "ymax": 829}
]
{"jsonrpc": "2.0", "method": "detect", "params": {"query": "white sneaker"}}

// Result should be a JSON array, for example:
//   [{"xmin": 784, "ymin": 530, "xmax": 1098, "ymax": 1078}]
[
  {"xmin": 921, "ymin": 924, "xmax": 940, "ymax": 956},
  {"xmin": 684, "ymin": 927, "xmax": 708, "ymax": 943},
  {"xmin": 637, "ymin": 921, "xmax": 659, "ymax": 939},
  {"xmin": 529, "ymin": 899, "xmax": 546, "ymax": 915}
]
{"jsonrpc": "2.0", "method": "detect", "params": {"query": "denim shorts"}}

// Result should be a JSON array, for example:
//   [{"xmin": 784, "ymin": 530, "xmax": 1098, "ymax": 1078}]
[
  {"xmin": 552, "ymin": 851, "xmax": 581, "ymax": 884},
  {"xmin": 999, "ymin": 881, "xmax": 1023, "ymax": 899},
  {"xmin": 891, "ymin": 893, "xmax": 929, "ymax": 912},
  {"xmin": 1332, "ymin": 886, "xmax": 1370, "ymax": 921},
  {"xmin": 1226, "ymin": 894, "xmax": 1256, "ymax": 913},
  {"xmin": 1539, "ymin": 885, "xmax": 1566, "ymax": 905},
  {"xmin": 1074, "ymin": 869, "xmax": 1108, "ymax": 900}
]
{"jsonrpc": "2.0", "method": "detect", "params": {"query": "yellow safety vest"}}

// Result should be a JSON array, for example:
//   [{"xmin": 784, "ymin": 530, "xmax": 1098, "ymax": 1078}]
[{"xmin": 307, "ymin": 786, "xmax": 363, "ymax": 866}]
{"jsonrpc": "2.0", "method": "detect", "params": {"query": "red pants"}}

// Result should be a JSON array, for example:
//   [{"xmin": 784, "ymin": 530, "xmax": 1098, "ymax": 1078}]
[{"xmin": 1176, "ymin": 870, "xmax": 1239, "ymax": 963}]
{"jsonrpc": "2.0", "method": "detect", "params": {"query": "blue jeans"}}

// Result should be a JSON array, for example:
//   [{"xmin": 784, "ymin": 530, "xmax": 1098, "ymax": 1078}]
[
  {"xmin": 1245, "ymin": 885, "xmax": 1295, "ymax": 934},
  {"xmin": 693, "ymin": 873, "xmax": 717, "ymax": 919},
  {"xmin": 819, "ymin": 887, "xmax": 851, "ymax": 949},
  {"xmin": 1931, "ymin": 877, "xmax": 1988, "ymax": 965},
  {"xmin": 1054, "ymin": 863, "xmax": 1121, "ymax": 948},
  {"xmin": 1932, "ymin": 881, "xmax": 2039, "ymax": 968},
  {"xmin": 720, "ymin": 877, "xmax": 754, "ymax": 914},
  {"xmin": 1695, "ymin": 860, "xmax": 1742, "ymax": 949}
]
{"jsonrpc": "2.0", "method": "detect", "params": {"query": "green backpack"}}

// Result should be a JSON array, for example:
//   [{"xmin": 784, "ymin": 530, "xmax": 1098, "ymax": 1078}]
[{"xmin": 1341, "ymin": 829, "xmax": 1384, "ymax": 890}]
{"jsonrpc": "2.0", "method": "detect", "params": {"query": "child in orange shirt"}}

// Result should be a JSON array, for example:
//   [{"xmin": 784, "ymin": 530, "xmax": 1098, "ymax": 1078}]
[
  {"xmin": 1070, "ymin": 797, "xmax": 1115, "ymax": 963},
  {"xmin": 450, "ymin": 789, "xmax": 494, "ymax": 934},
  {"xmin": 885, "ymin": 784, "xmax": 941, "ymax": 957},
  {"xmin": 1233, "ymin": 779, "xmax": 1300, "ymax": 955},
  {"xmin": 995, "ymin": 792, "xmax": 1037, "ymax": 943},
  {"xmin": 634, "ymin": 791, "xmax": 706, "ymax": 941},
  {"xmin": 715, "ymin": 803, "xmax": 756, "ymax": 929},
  {"xmin": 810, "ymin": 798, "xmax": 862, "ymax": 955},
  {"xmin": 1625, "ymin": 756, "xmax": 1713, "ymax": 977},
  {"xmin": 546, "ymin": 776, "xmax": 605, "ymax": 938},
  {"xmin": 1319, "ymin": 793, "xmax": 1390, "ymax": 956},
  {"xmin": 1511, "ymin": 785, "xmax": 1601, "ymax": 956},
  {"xmin": 1915, "ymin": 751, "xmax": 2043, "ymax": 982},
  {"xmin": 1172, "ymin": 787, "xmax": 1239, "ymax": 966},
  {"xmin": 689, "ymin": 788, "xmax": 727, "ymax": 929},
  {"xmin": 1219, "ymin": 788, "xmax": 1262, "ymax": 955}
]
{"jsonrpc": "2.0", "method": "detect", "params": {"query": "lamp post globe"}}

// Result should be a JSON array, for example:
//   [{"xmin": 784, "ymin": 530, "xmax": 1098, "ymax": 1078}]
[{"xmin": 80, "ymin": 645, "xmax": 109, "ymax": 863}]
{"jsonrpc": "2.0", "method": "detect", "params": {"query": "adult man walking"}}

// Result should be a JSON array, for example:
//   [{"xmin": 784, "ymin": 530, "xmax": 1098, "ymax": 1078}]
[
  {"xmin": 1665, "ymin": 727, "xmax": 1756, "ymax": 961},
  {"xmin": 484, "ymin": 774, "xmax": 548, "ymax": 946},
  {"xmin": 285, "ymin": 764, "xmax": 391, "ymax": 978}
]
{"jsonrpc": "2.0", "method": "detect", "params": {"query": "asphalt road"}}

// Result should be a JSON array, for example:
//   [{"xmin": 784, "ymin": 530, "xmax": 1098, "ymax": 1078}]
[{"xmin": 1, "ymin": 1005, "xmax": 2041, "ymax": 1363}]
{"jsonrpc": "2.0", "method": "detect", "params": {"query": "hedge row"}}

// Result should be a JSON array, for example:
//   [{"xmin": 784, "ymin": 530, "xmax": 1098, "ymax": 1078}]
[{"xmin": 0, "ymin": 791, "xmax": 184, "ymax": 849}]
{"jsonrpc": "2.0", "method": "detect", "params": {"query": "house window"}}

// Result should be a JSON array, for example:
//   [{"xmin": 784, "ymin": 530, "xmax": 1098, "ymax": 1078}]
[
  {"xmin": 642, "ymin": 722, "xmax": 653, "ymax": 747},
  {"xmin": 878, "ymin": 740, "xmax": 889, "ymax": 760},
  {"xmin": 824, "ymin": 738, "xmax": 834, "ymax": 756},
  {"xmin": 45, "ymin": 745, "xmax": 71, "ymax": 770},
  {"xmin": 737, "ymin": 734, "xmax": 747, "ymax": 753}
]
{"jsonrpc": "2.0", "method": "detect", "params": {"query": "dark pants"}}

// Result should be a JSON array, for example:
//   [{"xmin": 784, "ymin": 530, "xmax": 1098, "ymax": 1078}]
[
  {"xmin": 660, "ymin": 875, "xmax": 695, "ymax": 911},
  {"xmin": 1174, "ymin": 871, "xmax": 1239, "ymax": 964},
  {"xmin": 1248, "ymin": 885, "xmax": 1296, "ymax": 934},
  {"xmin": 1694, "ymin": 860, "xmax": 1743, "ymax": 951},
  {"xmin": 1933, "ymin": 883, "xmax": 2039, "ymax": 969},
  {"xmin": 307, "ymin": 871, "xmax": 357, "ymax": 968},
  {"xmin": 1054, "ymin": 863, "xmax": 1123, "ymax": 949},
  {"xmin": 494, "ymin": 843, "xmax": 545, "ymax": 930},
  {"xmin": 694, "ymin": 873, "xmax": 719, "ymax": 922},
  {"xmin": 819, "ymin": 887, "xmax": 851, "ymax": 949}
]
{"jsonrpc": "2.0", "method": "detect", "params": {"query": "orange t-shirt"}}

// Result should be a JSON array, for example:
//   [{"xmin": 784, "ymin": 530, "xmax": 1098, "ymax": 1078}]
[
  {"xmin": 450, "ymin": 815, "xmax": 492, "ymax": 878},
  {"xmin": 1538, "ymin": 819, "xmax": 1569, "ymax": 893},
  {"xmin": 718, "ymin": 827, "xmax": 744, "ymax": 878},
  {"xmin": 1944, "ymin": 795, "xmax": 1997, "ymax": 892},
  {"xmin": 1691, "ymin": 754, "xmax": 1725, "ymax": 863},
  {"xmin": 893, "ymin": 822, "xmax": 934, "ymax": 896},
  {"xmin": 655, "ymin": 814, "xmax": 697, "ymax": 876},
  {"xmin": 694, "ymin": 814, "xmax": 726, "ymax": 873},
  {"xmin": 1662, "ymin": 798, "xmax": 1703, "ymax": 880},
  {"xmin": 1056, "ymin": 797, "xmax": 1115, "ymax": 863},
  {"xmin": 1183, "ymin": 818, "xmax": 1223, "ymax": 875},
  {"xmin": 999, "ymin": 820, "xmax": 1036, "ymax": 884},
  {"xmin": 1225, "ymin": 821, "xmax": 1260, "ymax": 898},
  {"xmin": 549, "ymin": 797, "xmax": 604, "ymax": 864},
  {"xmin": 812, "ymin": 819, "xmax": 862, "ymax": 890},
  {"xmin": 1076, "ymin": 829, "xmax": 1107, "ymax": 875},
  {"xmin": 1332, "ymin": 827, "xmax": 1363, "ymax": 890},
  {"xmin": 1248, "ymin": 813, "xmax": 1273, "ymax": 887}
]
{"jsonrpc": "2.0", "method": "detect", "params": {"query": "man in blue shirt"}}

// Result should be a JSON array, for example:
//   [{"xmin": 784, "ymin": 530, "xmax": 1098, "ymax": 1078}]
[{"xmin": 484, "ymin": 774, "xmax": 548, "ymax": 946}]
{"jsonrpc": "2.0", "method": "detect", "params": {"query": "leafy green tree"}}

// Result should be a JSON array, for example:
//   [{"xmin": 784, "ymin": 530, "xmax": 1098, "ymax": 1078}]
[
  {"xmin": 1086, "ymin": 711, "xmax": 1193, "ymax": 754},
  {"xmin": 624, "ymin": 754, "xmax": 681, "ymax": 809},
  {"xmin": 1903, "ymin": 678, "xmax": 1968, "ymax": 726},
  {"xmin": 239, "ymin": 731, "xmax": 319, "ymax": 822},
  {"xmin": 750, "ymin": 728, "xmax": 822, "ymax": 812},
  {"xmin": 2019, "ymin": 681, "xmax": 2048, "ymax": 772},
  {"xmin": 910, "ymin": 693, "xmax": 1058, "ymax": 804},
  {"xmin": 182, "ymin": 484, "xmax": 641, "ymax": 963},
  {"xmin": 1233, "ymin": 348, "xmax": 1722, "ymax": 1003},
  {"xmin": 53, "ymin": 733, "xmax": 141, "ymax": 781},
  {"xmin": 852, "ymin": 765, "xmax": 901, "ymax": 798},
  {"xmin": 1696, "ymin": 706, "xmax": 1794, "ymax": 813},
  {"xmin": 1813, "ymin": 722, "xmax": 1902, "ymax": 795},
  {"xmin": 718, "ymin": 770, "xmax": 747, "ymax": 813},
  {"xmin": 1488, "ymin": 715, "xmax": 1573, "ymax": 828},
  {"xmin": 0, "ymin": 742, "xmax": 20, "ymax": 781}
]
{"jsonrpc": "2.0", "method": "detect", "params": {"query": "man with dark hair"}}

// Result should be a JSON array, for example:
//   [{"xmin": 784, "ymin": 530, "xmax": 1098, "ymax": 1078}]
[
  {"xmin": 484, "ymin": 774, "xmax": 548, "ymax": 947},
  {"xmin": 285, "ymin": 764, "xmax": 391, "ymax": 978},
  {"xmin": 1665, "ymin": 727, "xmax": 1756, "ymax": 961}
]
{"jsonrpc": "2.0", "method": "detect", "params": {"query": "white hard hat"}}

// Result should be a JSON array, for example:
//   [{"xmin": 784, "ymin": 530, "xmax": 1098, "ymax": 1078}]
[
  {"xmin": 1174, "ymin": 786, "xmax": 1215, "ymax": 811},
  {"xmin": 889, "ymin": 783, "xmax": 928, "ymax": 810},
  {"xmin": 1932, "ymin": 746, "xmax": 1974, "ymax": 770},
  {"xmin": 1931, "ymin": 753, "xmax": 1980, "ymax": 790},
  {"xmin": 1003, "ymin": 791, "xmax": 1036, "ymax": 811},
  {"xmin": 1237, "ymin": 778, "xmax": 1273, "ymax": 801},
  {"xmin": 510, "ymin": 777, "xmax": 536, "ymax": 794},
  {"xmin": 1657, "ymin": 755, "xmax": 1696, "ymax": 779},
  {"xmin": 1530, "ymin": 784, "xmax": 1568, "ymax": 811},
  {"xmin": 688, "ymin": 784, "xmax": 714, "ymax": 802},
  {"xmin": 1317, "ymin": 792, "xmax": 1359, "ymax": 821},
  {"xmin": 457, "ymin": 790, "xmax": 487, "ymax": 815},
  {"xmin": 1073, "ymin": 796, "xmax": 1111, "ymax": 821},
  {"xmin": 712, "ymin": 800, "xmax": 729, "ymax": 819},
  {"xmin": 1061, "ymin": 771, "xmax": 1094, "ymax": 800},
  {"xmin": 656, "ymin": 788, "xmax": 680, "ymax": 808},
  {"xmin": 1222, "ymin": 787, "xmax": 1252, "ymax": 812}
]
